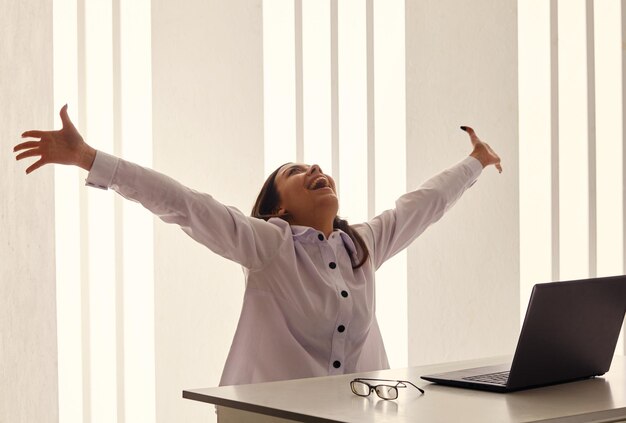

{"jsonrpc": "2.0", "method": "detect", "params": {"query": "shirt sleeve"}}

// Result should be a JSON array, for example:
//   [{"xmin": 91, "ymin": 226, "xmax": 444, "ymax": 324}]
[
  {"xmin": 85, "ymin": 151, "xmax": 288, "ymax": 270},
  {"xmin": 355, "ymin": 156, "xmax": 483, "ymax": 270}
]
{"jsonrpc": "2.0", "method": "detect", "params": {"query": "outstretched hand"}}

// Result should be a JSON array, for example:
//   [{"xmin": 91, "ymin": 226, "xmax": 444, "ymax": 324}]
[
  {"xmin": 14, "ymin": 104, "xmax": 96, "ymax": 174},
  {"xmin": 461, "ymin": 126, "xmax": 502, "ymax": 173}
]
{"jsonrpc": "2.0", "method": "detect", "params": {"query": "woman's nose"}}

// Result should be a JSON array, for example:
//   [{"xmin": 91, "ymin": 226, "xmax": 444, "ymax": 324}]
[{"xmin": 308, "ymin": 164, "xmax": 322, "ymax": 175}]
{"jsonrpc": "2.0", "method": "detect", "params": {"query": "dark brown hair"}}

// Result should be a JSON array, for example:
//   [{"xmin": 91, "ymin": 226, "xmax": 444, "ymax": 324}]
[{"xmin": 251, "ymin": 164, "xmax": 370, "ymax": 269}]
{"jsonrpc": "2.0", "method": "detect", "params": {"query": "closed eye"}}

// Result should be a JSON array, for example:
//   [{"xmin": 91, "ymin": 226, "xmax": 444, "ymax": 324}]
[{"xmin": 287, "ymin": 165, "xmax": 306, "ymax": 176}]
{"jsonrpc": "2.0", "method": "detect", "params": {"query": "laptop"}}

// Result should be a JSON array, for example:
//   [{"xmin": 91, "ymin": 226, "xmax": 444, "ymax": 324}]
[{"xmin": 421, "ymin": 275, "xmax": 626, "ymax": 392}]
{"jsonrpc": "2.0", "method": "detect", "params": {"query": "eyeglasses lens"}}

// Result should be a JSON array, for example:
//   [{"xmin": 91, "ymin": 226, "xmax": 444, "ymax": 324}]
[
  {"xmin": 351, "ymin": 381, "xmax": 370, "ymax": 396},
  {"xmin": 375, "ymin": 385, "xmax": 398, "ymax": 400}
]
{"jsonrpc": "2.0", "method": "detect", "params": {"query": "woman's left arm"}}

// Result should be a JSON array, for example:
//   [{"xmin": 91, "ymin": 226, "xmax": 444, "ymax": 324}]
[{"xmin": 355, "ymin": 126, "xmax": 501, "ymax": 270}]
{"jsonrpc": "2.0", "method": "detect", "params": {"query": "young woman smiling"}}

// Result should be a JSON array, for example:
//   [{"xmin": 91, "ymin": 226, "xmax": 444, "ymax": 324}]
[{"xmin": 14, "ymin": 105, "xmax": 502, "ymax": 386}]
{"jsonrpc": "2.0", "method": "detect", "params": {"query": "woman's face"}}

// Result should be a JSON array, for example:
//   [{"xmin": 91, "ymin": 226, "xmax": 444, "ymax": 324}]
[{"xmin": 273, "ymin": 163, "xmax": 338, "ymax": 222}]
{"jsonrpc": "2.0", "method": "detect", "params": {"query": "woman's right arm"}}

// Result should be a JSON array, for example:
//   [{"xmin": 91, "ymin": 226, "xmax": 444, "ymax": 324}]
[
  {"xmin": 14, "ymin": 105, "xmax": 287, "ymax": 269},
  {"xmin": 88, "ymin": 151, "xmax": 288, "ymax": 269}
]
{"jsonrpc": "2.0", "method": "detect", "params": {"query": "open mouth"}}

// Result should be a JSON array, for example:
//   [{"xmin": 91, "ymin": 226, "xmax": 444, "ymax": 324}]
[{"xmin": 307, "ymin": 176, "xmax": 331, "ymax": 191}]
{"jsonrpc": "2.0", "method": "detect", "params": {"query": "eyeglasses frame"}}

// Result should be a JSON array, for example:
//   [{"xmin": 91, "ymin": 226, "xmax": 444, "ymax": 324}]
[{"xmin": 350, "ymin": 377, "xmax": 425, "ymax": 400}]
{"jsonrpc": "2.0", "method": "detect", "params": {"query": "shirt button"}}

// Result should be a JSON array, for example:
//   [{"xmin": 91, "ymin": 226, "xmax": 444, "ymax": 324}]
[
  {"xmin": 333, "ymin": 360, "xmax": 341, "ymax": 368},
  {"xmin": 341, "ymin": 290, "xmax": 348, "ymax": 298},
  {"xmin": 329, "ymin": 262, "xmax": 337, "ymax": 269},
  {"xmin": 337, "ymin": 325, "xmax": 345, "ymax": 333},
  {"xmin": 318, "ymin": 234, "xmax": 324, "ymax": 241}
]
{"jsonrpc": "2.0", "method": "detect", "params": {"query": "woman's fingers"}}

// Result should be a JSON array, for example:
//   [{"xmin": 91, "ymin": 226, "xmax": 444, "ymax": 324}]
[
  {"xmin": 21, "ymin": 130, "xmax": 47, "ymax": 139},
  {"xmin": 59, "ymin": 104, "xmax": 75, "ymax": 130},
  {"xmin": 463, "ymin": 126, "xmax": 503, "ymax": 173},
  {"xmin": 15, "ymin": 106, "xmax": 77, "ymax": 174},
  {"xmin": 14, "ymin": 143, "xmax": 46, "ymax": 173},
  {"xmin": 13, "ymin": 141, "xmax": 40, "ymax": 152},
  {"xmin": 460, "ymin": 126, "xmax": 479, "ymax": 146},
  {"xmin": 25, "ymin": 158, "xmax": 46, "ymax": 174},
  {"xmin": 15, "ymin": 148, "xmax": 41, "ymax": 161},
  {"xmin": 486, "ymin": 144, "xmax": 503, "ymax": 173}
]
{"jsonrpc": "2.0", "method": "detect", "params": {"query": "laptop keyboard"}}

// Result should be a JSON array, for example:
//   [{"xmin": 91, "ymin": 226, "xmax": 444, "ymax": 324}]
[{"xmin": 462, "ymin": 371, "xmax": 510, "ymax": 385}]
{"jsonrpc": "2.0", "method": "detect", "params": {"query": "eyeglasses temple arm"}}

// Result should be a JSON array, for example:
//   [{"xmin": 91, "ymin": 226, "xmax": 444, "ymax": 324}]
[{"xmin": 404, "ymin": 380, "xmax": 425, "ymax": 394}]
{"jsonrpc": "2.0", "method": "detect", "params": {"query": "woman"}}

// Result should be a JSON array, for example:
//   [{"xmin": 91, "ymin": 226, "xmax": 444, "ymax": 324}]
[{"xmin": 14, "ymin": 105, "xmax": 502, "ymax": 386}]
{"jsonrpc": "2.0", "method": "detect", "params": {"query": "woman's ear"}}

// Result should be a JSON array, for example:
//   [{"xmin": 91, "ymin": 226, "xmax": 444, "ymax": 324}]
[{"xmin": 277, "ymin": 207, "xmax": 288, "ymax": 217}]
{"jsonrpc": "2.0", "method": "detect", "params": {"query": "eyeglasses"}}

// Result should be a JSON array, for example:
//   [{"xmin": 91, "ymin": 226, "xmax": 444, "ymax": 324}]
[{"xmin": 350, "ymin": 378, "xmax": 425, "ymax": 400}]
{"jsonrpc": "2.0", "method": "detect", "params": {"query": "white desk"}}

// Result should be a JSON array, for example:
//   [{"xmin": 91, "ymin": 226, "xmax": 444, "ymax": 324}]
[{"xmin": 183, "ymin": 355, "xmax": 626, "ymax": 423}]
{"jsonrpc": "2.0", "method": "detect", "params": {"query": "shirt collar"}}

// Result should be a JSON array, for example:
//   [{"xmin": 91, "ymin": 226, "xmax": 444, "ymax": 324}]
[{"xmin": 291, "ymin": 225, "xmax": 357, "ymax": 256}]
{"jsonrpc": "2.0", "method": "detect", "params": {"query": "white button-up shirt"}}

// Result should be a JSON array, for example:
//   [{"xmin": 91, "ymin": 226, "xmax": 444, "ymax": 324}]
[{"xmin": 86, "ymin": 152, "xmax": 482, "ymax": 386}]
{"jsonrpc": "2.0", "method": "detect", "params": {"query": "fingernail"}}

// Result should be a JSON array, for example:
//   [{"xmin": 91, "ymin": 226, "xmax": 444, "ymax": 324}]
[{"xmin": 460, "ymin": 126, "xmax": 467, "ymax": 131}]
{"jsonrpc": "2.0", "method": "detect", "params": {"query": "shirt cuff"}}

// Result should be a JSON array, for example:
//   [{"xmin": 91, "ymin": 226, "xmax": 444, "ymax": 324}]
[
  {"xmin": 462, "ymin": 156, "xmax": 483, "ymax": 187},
  {"xmin": 464, "ymin": 156, "xmax": 483, "ymax": 174},
  {"xmin": 85, "ymin": 150, "xmax": 120, "ymax": 190}
]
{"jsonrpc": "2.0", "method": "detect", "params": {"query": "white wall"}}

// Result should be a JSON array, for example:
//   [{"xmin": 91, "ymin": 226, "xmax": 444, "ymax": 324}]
[
  {"xmin": 0, "ymin": 1, "xmax": 59, "ymax": 421},
  {"xmin": 405, "ymin": 0, "xmax": 520, "ymax": 365},
  {"xmin": 151, "ymin": 1, "xmax": 264, "ymax": 422}
]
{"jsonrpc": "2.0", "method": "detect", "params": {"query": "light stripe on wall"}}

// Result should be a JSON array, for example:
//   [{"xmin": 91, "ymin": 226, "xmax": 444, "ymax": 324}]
[
  {"xmin": 331, "ymin": 0, "xmax": 339, "ymax": 185},
  {"xmin": 263, "ymin": 0, "xmax": 297, "ymax": 175},
  {"xmin": 366, "ymin": 0, "xmax": 375, "ymax": 222},
  {"xmin": 551, "ymin": 0, "xmax": 561, "ymax": 282},
  {"xmin": 119, "ymin": 0, "xmax": 156, "ymax": 420},
  {"xmin": 76, "ymin": 0, "xmax": 93, "ymax": 420},
  {"xmin": 295, "ymin": 0, "xmax": 304, "ymax": 163},
  {"xmin": 594, "ymin": 0, "xmax": 624, "ymax": 353},
  {"xmin": 596, "ymin": 1, "xmax": 623, "ymax": 278},
  {"xmin": 621, "ymin": 0, "xmax": 626, "ymax": 356},
  {"xmin": 586, "ymin": 0, "xmax": 597, "ymax": 278},
  {"xmin": 53, "ymin": 0, "xmax": 83, "ymax": 420},
  {"xmin": 519, "ymin": 0, "xmax": 553, "ymax": 321},
  {"xmin": 85, "ymin": 0, "xmax": 118, "ymax": 420},
  {"xmin": 558, "ymin": 0, "xmax": 590, "ymax": 281},
  {"xmin": 338, "ymin": 0, "xmax": 368, "ymax": 224},
  {"xmin": 372, "ymin": 0, "xmax": 407, "ymax": 368},
  {"xmin": 302, "ymin": 0, "xmax": 332, "ymax": 172},
  {"xmin": 111, "ymin": 1, "xmax": 125, "ymax": 421}
]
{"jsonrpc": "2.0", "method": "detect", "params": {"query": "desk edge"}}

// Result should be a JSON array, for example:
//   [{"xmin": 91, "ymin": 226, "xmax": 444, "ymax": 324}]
[{"xmin": 182, "ymin": 389, "xmax": 342, "ymax": 423}]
